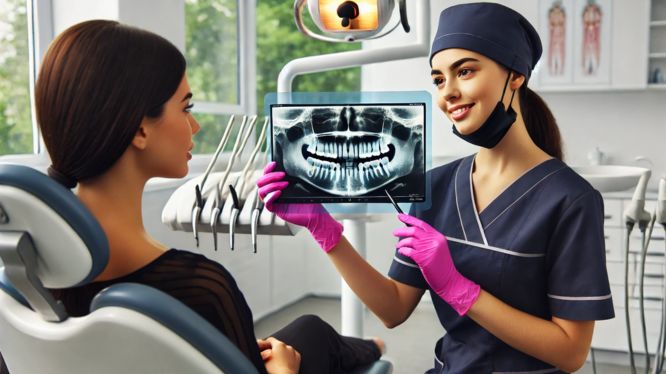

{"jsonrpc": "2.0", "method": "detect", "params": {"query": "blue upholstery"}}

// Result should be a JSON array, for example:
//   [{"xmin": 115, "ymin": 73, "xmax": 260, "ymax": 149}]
[
  {"xmin": 0, "ymin": 164, "xmax": 108, "ymax": 285},
  {"xmin": 91, "ymin": 283, "xmax": 259, "ymax": 374}
]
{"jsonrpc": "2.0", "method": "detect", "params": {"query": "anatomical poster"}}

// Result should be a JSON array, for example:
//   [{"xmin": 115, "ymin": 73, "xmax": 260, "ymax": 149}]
[
  {"xmin": 573, "ymin": 0, "xmax": 612, "ymax": 84},
  {"xmin": 539, "ymin": 0, "xmax": 575, "ymax": 85}
]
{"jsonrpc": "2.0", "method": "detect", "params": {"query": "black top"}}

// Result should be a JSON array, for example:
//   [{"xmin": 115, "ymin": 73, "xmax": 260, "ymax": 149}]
[{"xmin": 49, "ymin": 249, "xmax": 267, "ymax": 373}]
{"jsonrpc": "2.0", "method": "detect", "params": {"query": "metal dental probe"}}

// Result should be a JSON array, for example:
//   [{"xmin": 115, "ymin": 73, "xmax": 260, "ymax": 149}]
[
  {"xmin": 192, "ymin": 114, "xmax": 236, "ymax": 247},
  {"xmin": 211, "ymin": 115, "xmax": 251, "ymax": 251},
  {"xmin": 228, "ymin": 185, "xmax": 241, "ymax": 251},
  {"xmin": 384, "ymin": 188, "xmax": 404, "ymax": 214}
]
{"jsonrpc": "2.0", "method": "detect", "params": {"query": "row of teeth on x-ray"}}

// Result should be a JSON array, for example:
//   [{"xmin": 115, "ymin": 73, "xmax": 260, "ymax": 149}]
[
  {"xmin": 307, "ymin": 157, "xmax": 391, "ymax": 183},
  {"xmin": 306, "ymin": 139, "xmax": 390, "ymax": 160}
]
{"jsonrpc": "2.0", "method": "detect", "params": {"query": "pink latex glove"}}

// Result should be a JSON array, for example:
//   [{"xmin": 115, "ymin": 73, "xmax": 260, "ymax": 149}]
[
  {"xmin": 393, "ymin": 213, "xmax": 481, "ymax": 316},
  {"xmin": 256, "ymin": 162, "xmax": 343, "ymax": 253}
]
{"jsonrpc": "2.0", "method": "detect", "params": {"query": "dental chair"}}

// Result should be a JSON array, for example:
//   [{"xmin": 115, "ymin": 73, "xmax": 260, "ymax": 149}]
[{"xmin": 0, "ymin": 164, "xmax": 392, "ymax": 374}]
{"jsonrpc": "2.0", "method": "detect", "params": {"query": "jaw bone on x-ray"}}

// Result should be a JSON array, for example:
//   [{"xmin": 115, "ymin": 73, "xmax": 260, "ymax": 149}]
[{"xmin": 271, "ymin": 103, "xmax": 425, "ymax": 203}]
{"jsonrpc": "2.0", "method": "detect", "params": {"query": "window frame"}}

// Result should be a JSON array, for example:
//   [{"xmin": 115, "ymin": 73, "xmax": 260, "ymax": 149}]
[
  {"xmin": 188, "ymin": 0, "xmax": 257, "ymax": 117},
  {"xmin": 0, "ymin": 0, "xmax": 52, "ymax": 166},
  {"xmin": 1, "ymin": 0, "xmax": 256, "ymax": 166}
]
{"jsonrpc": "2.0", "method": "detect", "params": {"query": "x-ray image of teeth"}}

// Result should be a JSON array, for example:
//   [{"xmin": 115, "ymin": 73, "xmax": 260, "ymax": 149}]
[{"xmin": 270, "ymin": 103, "xmax": 425, "ymax": 203}]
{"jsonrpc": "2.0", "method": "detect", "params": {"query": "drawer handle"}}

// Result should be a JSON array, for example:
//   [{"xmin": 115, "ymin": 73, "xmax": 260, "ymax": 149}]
[
  {"xmin": 631, "ymin": 296, "xmax": 664, "ymax": 302},
  {"xmin": 644, "ymin": 273, "xmax": 664, "ymax": 279},
  {"xmin": 604, "ymin": 215, "xmax": 613, "ymax": 220},
  {"xmin": 628, "ymin": 250, "xmax": 665, "ymax": 257}
]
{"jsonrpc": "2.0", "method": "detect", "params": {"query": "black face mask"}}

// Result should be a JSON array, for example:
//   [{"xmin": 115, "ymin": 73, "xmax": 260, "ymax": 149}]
[{"xmin": 451, "ymin": 72, "xmax": 517, "ymax": 149}]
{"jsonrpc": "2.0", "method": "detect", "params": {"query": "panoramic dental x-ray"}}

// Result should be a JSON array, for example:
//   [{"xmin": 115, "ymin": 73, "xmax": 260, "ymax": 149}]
[{"xmin": 271, "ymin": 103, "xmax": 425, "ymax": 203}]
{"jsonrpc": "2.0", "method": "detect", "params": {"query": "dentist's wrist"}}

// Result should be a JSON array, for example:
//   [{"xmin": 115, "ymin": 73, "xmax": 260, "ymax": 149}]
[{"xmin": 308, "ymin": 214, "xmax": 344, "ymax": 253}]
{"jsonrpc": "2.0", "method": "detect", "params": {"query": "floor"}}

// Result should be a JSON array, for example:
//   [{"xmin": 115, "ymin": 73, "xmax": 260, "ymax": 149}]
[{"xmin": 254, "ymin": 296, "xmax": 634, "ymax": 374}]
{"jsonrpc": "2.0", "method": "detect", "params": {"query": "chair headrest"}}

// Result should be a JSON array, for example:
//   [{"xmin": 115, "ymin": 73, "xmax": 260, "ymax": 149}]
[{"xmin": 0, "ymin": 164, "xmax": 108, "ymax": 288}]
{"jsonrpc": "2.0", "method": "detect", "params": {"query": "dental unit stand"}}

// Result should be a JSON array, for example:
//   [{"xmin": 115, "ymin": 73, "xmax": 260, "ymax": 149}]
[
  {"xmin": 624, "ymin": 169, "xmax": 652, "ymax": 374},
  {"xmin": 278, "ymin": 0, "xmax": 430, "ymax": 338}
]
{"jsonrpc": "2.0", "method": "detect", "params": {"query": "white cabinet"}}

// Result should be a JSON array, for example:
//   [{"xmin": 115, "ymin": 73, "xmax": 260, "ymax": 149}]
[
  {"xmin": 649, "ymin": 0, "xmax": 666, "ymax": 88},
  {"xmin": 592, "ymin": 196, "xmax": 666, "ymax": 353},
  {"xmin": 531, "ymin": 0, "xmax": 651, "ymax": 91}
]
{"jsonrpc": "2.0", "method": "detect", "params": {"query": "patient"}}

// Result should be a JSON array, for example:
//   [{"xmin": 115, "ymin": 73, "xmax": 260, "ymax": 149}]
[{"xmin": 0, "ymin": 20, "xmax": 383, "ymax": 374}]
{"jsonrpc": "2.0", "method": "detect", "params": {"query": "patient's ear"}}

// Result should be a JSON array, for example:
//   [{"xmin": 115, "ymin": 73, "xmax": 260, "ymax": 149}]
[{"xmin": 131, "ymin": 122, "xmax": 150, "ymax": 150}]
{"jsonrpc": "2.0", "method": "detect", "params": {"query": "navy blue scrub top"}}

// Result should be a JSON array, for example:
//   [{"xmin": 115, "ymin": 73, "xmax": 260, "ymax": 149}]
[{"xmin": 389, "ymin": 155, "xmax": 614, "ymax": 374}]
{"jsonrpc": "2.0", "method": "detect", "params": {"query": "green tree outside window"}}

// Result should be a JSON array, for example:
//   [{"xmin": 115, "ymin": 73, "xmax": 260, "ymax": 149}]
[
  {"xmin": 185, "ymin": 0, "xmax": 361, "ymax": 154},
  {"xmin": 0, "ymin": 0, "xmax": 32, "ymax": 155}
]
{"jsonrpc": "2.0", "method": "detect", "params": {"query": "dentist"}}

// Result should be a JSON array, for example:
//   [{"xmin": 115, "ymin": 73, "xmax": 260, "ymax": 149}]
[{"xmin": 257, "ymin": 2, "xmax": 614, "ymax": 373}]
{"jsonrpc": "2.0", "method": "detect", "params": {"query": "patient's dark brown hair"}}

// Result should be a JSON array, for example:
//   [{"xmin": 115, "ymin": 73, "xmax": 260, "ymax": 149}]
[{"xmin": 35, "ymin": 20, "xmax": 186, "ymax": 188}]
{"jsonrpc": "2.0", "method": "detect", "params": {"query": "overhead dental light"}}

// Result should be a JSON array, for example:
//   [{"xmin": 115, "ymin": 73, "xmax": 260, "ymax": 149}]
[{"xmin": 294, "ymin": 0, "xmax": 410, "ymax": 42}]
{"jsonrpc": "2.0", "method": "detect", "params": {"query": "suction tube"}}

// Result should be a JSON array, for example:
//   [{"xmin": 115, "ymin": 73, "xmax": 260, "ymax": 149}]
[
  {"xmin": 640, "ymin": 212, "xmax": 657, "ymax": 374},
  {"xmin": 652, "ymin": 178, "xmax": 666, "ymax": 374},
  {"xmin": 624, "ymin": 169, "xmax": 652, "ymax": 374}
]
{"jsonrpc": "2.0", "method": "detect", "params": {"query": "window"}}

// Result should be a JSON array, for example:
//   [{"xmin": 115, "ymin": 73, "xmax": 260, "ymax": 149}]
[
  {"xmin": 0, "ymin": 0, "xmax": 32, "ymax": 155},
  {"xmin": 185, "ymin": 0, "xmax": 249, "ymax": 154},
  {"xmin": 256, "ymin": 0, "xmax": 362, "ymax": 116},
  {"xmin": 185, "ymin": 0, "xmax": 362, "ymax": 155}
]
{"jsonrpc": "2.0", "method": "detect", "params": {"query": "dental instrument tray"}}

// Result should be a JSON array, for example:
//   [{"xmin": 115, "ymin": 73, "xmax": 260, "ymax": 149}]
[{"xmin": 270, "ymin": 102, "xmax": 426, "ymax": 203}]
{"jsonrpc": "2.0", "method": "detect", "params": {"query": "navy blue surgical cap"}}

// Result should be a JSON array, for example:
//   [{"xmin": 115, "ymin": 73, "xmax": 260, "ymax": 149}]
[{"xmin": 430, "ymin": 2, "xmax": 542, "ymax": 79}]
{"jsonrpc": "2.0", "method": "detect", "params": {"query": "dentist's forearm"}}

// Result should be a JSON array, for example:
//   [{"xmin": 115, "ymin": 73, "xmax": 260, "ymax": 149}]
[{"xmin": 327, "ymin": 235, "xmax": 416, "ymax": 327}]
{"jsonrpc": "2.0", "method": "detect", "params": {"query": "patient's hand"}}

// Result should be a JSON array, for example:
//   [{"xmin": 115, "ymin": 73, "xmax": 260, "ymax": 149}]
[{"xmin": 258, "ymin": 337, "xmax": 301, "ymax": 374}]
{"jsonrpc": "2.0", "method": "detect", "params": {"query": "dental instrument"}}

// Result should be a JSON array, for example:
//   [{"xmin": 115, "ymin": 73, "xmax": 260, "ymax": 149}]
[
  {"xmin": 217, "ymin": 116, "xmax": 265, "ymax": 250},
  {"xmin": 624, "ymin": 169, "xmax": 652, "ymax": 374},
  {"xmin": 251, "ymin": 190, "xmax": 264, "ymax": 253},
  {"xmin": 192, "ymin": 114, "xmax": 237, "ymax": 247},
  {"xmin": 228, "ymin": 184, "xmax": 241, "ymax": 251},
  {"xmin": 640, "ymin": 210, "xmax": 657, "ymax": 374},
  {"xmin": 384, "ymin": 188, "xmax": 404, "ymax": 214},
  {"xmin": 211, "ymin": 115, "xmax": 250, "ymax": 250},
  {"xmin": 212, "ymin": 115, "xmax": 257, "ymax": 250}
]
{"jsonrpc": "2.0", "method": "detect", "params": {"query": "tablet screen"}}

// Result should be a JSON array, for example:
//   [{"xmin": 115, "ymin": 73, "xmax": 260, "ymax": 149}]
[{"xmin": 270, "ymin": 103, "xmax": 425, "ymax": 203}]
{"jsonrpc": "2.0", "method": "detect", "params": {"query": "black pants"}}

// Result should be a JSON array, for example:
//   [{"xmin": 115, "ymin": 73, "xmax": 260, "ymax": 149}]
[{"xmin": 269, "ymin": 314, "xmax": 381, "ymax": 374}]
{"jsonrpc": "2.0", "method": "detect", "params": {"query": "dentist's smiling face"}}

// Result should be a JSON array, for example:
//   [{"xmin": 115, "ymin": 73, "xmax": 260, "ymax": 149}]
[{"xmin": 430, "ymin": 49, "xmax": 512, "ymax": 136}]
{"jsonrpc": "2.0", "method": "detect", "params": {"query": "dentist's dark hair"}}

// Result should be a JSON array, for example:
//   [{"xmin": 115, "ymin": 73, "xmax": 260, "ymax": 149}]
[
  {"xmin": 519, "ymin": 84, "xmax": 563, "ymax": 160},
  {"xmin": 35, "ymin": 20, "xmax": 186, "ymax": 188}
]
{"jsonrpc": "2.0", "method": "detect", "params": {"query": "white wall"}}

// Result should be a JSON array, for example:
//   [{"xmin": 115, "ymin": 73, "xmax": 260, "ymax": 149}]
[{"xmin": 51, "ymin": 0, "xmax": 184, "ymax": 51}]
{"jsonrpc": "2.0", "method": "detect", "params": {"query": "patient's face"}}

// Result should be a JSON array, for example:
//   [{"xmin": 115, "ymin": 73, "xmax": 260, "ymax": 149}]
[{"xmin": 142, "ymin": 75, "xmax": 200, "ymax": 178}]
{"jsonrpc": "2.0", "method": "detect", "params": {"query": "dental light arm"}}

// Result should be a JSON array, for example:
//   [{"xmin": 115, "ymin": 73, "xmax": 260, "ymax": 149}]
[{"xmin": 279, "ymin": 0, "xmax": 429, "ymax": 92}]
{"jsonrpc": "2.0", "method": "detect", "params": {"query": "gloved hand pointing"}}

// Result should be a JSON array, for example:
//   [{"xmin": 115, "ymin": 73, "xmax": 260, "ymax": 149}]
[
  {"xmin": 393, "ymin": 213, "xmax": 481, "ymax": 316},
  {"xmin": 256, "ymin": 162, "xmax": 343, "ymax": 253}
]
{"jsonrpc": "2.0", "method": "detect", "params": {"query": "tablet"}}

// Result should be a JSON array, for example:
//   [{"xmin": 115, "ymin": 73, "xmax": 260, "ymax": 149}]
[{"xmin": 270, "ymin": 103, "xmax": 425, "ymax": 203}]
